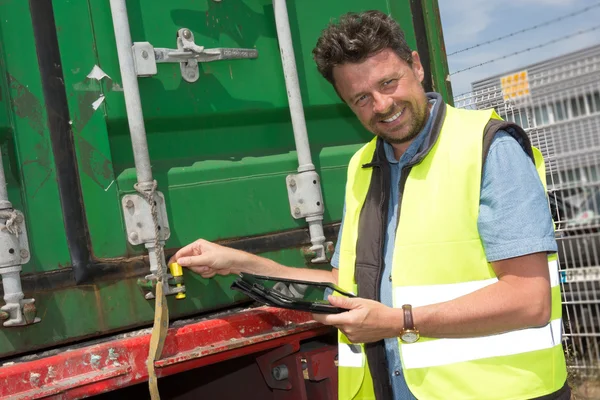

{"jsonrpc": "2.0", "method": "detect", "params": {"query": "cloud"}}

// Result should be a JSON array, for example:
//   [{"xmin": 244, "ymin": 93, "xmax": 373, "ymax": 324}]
[{"xmin": 440, "ymin": 0, "xmax": 497, "ymax": 45}]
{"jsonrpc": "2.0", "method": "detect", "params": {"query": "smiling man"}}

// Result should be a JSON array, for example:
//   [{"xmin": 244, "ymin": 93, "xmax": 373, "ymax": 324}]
[{"xmin": 172, "ymin": 10, "xmax": 570, "ymax": 400}]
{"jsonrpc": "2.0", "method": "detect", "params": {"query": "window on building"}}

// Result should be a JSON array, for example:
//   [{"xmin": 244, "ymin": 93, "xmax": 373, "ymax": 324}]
[
  {"xmin": 552, "ymin": 100, "xmax": 567, "ymax": 121},
  {"xmin": 570, "ymin": 95, "xmax": 587, "ymax": 117},
  {"xmin": 586, "ymin": 91, "xmax": 600, "ymax": 114},
  {"xmin": 534, "ymin": 105, "xmax": 550, "ymax": 126},
  {"xmin": 515, "ymin": 110, "xmax": 530, "ymax": 129}
]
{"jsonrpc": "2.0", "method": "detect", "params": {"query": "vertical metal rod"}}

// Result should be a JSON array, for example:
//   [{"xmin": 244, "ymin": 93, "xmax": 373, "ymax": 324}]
[
  {"xmin": 272, "ymin": 0, "xmax": 314, "ymax": 172},
  {"xmin": 272, "ymin": 0, "xmax": 327, "ymax": 263},
  {"xmin": 109, "ymin": 0, "xmax": 153, "ymax": 186}
]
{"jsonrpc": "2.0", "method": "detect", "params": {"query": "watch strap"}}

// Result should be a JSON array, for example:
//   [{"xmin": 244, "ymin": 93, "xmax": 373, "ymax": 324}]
[{"xmin": 402, "ymin": 304, "xmax": 414, "ymax": 330}]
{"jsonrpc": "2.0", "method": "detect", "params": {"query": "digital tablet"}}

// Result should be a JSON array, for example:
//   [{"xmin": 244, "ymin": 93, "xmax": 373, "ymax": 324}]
[{"xmin": 230, "ymin": 272, "xmax": 356, "ymax": 314}]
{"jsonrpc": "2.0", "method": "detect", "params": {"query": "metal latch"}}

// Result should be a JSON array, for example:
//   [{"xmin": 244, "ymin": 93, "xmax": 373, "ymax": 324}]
[
  {"xmin": 0, "ymin": 210, "xmax": 40, "ymax": 327},
  {"xmin": 132, "ymin": 28, "xmax": 258, "ymax": 82}
]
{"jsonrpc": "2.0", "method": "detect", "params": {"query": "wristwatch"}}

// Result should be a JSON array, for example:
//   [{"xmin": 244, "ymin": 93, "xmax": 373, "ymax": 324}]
[{"xmin": 399, "ymin": 304, "xmax": 420, "ymax": 344}]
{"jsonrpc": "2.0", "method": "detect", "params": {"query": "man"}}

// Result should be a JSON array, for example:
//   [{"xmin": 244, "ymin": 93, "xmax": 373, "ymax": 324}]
[{"xmin": 171, "ymin": 10, "xmax": 569, "ymax": 400}]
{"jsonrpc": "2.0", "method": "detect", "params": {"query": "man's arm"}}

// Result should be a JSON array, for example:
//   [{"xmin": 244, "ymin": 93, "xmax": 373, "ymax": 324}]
[
  {"xmin": 314, "ymin": 252, "xmax": 550, "ymax": 342},
  {"xmin": 413, "ymin": 251, "xmax": 551, "ymax": 337},
  {"xmin": 171, "ymin": 238, "xmax": 338, "ymax": 284},
  {"xmin": 314, "ymin": 130, "xmax": 557, "ymax": 342}
]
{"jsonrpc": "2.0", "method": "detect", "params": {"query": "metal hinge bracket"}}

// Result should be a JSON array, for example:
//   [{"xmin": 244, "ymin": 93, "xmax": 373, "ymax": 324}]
[
  {"xmin": 0, "ymin": 209, "xmax": 40, "ymax": 327},
  {"xmin": 286, "ymin": 171, "xmax": 324, "ymax": 220},
  {"xmin": 122, "ymin": 192, "xmax": 170, "ymax": 246}
]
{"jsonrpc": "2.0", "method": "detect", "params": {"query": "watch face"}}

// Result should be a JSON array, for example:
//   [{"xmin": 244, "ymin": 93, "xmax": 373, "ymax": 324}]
[{"xmin": 401, "ymin": 331, "xmax": 419, "ymax": 344}]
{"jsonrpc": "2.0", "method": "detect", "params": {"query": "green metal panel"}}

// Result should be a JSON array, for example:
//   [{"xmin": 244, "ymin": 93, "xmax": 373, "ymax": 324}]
[
  {"xmin": 0, "ymin": 1, "xmax": 71, "ymax": 273},
  {"xmin": 0, "ymin": 0, "xmax": 452, "ymax": 358},
  {"xmin": 422, "ymin": 0, "xmax": 454, "ymax": 102}
]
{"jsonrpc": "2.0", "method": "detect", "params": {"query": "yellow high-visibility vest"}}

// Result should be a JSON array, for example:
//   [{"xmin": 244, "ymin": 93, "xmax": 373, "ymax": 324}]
[{"xmin": 337, "ymin": 105, "xmax": 566, "ymax": 400}]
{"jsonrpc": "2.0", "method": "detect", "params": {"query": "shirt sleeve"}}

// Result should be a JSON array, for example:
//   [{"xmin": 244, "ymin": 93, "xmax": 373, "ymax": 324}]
[{"xmin": 478, "ymin": 130, "xmax": 558, "ymax": 262}]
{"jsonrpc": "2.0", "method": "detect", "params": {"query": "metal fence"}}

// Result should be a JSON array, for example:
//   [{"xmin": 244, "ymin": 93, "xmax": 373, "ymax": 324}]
[{"xmin": 454, "ymin": 57, "xmax": 600, "ymax": 377}]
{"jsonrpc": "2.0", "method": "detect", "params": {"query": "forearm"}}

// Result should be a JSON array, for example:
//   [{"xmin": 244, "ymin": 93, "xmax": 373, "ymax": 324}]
[
  {"xmin": 413, "ymin": 279, "xmax": 550, "ymax": 338},
  {"xmin": 234, "ymin": 252, "xmax": 338, "ymax": 284}
]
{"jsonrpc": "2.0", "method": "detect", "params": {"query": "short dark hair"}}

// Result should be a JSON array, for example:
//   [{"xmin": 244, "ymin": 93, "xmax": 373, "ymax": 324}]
[{"xmin": 312, "ymin": 10, "xmax": 413, "ymax": 86}]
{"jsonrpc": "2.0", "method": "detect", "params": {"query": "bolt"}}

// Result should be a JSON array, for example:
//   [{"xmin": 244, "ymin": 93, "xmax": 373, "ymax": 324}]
[
  {"xmin": 188, "ymin": 71, "xmax": 196, "ymax": 80},
  {"xmin": 272, "ymin": 365, "xmax": 289, "ymax": 381},
  {"xmin": 141, "ymin": 50, "xmax": 149, "ymax": 59},
  {"xmin": 129, "ymin": 232, "xmax": 139, "ymax": 242},
  {"xmin": 293, "ymin": 207, "xmax": 301, "ymax": 217},
  {"xmin": 125, "ymin": 199, "xmax": 134, "ymax": 208},
  {"xmin": 20, "ymin": 249, "xmax": 29, "ymax": 259},
  {"xmin": 289, "ymin": 179, "xmax": 296, "ymax": 188},
  {"xmin": 182, "ymin": 29, "xmax": 192, "ymax": 40}
]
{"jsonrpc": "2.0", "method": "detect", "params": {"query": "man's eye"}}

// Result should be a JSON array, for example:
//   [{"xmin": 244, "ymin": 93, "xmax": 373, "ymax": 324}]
[
  {"xmin": 355, "ymin": 94, "xmax": 369, "ymax": 105},
  {"xmin": 383, "ymin": 79, "xmax": 396, "ymax": 87}
]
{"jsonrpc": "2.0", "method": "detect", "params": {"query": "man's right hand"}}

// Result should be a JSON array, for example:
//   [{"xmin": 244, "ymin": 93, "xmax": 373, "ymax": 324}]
[
  {"xmin": 170, "ymin": 238, "xmax": 338, "ymax": 286},
  {"xmin": 169, "ymin": 239, "xmax": 249, "ymax": 279}
]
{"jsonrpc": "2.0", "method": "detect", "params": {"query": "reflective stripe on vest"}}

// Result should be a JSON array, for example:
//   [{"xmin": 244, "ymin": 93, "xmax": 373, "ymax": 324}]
[
  {"xmin": 337, "ymin": 105, "xmax": 567, "ymax": 400},
  {"xmin": 397, "ymin": 260, "xmax": 561, "ymax": 369}
]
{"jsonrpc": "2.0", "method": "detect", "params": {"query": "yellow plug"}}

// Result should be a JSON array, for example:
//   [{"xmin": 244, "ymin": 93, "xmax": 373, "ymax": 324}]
[{"xmin": 168, "ymin": 262, "xmax": 186, "ymax": 299}]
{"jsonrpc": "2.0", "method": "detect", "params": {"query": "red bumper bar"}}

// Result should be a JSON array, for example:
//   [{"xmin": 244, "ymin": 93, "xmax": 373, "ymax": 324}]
[{"xmin": 0, "ymin": 307, "xmax": 331, "ymax": 400}]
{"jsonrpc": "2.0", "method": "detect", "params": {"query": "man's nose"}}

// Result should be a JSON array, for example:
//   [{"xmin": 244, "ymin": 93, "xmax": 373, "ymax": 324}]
[{"xmin": 372, "ymin": 92, "xmax": 394, "ymax": 115}]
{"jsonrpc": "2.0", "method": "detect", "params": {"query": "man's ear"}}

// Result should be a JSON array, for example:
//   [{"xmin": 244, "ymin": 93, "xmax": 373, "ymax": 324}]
[{"xmin": 411, "ymin": 51, "xmax": 425, "ymax": 83}]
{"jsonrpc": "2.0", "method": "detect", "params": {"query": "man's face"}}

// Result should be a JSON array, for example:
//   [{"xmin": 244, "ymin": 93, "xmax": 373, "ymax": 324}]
[{"xmin": 333, "ymin": 49, "xmax": 429, "ymax": 145}]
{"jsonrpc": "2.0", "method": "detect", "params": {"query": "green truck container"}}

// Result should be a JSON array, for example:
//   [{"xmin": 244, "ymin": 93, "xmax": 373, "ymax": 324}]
[{"xmin": 0, "ymin": 0, "xmax": 451, "ymax": 397}]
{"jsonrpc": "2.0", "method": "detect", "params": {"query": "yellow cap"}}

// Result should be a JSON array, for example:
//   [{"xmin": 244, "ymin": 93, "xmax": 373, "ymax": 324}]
[
  {"xmin": 168, "ymin": 262, "xmax": 186, "ymax": 299},
  {"xmin": 169, "ymin": 262, "xmax": 183, "ymax": 277}
]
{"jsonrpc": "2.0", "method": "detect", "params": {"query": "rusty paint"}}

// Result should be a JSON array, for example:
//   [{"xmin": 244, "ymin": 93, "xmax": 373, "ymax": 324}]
[
  {"xmin": 7, "ymin": 74, "xmax": 45, "ymax": 136},
  {"xmin": 74, "ymin": 90, "xmax": 102, "ymax": 133},
  {"xmin": 92, "ymin": 286, "xmax": 108, "ymax": 333},
  {"xmin": 7, "ymin": 73, "xmax": 53, "ymax": 197},
  {"xmin": 22, "ymin": 302, "xmax": 37, "ymax": 324},
  {"xmin": 75, "ymin": 135, "xmax": 114, "ymax": 189}
]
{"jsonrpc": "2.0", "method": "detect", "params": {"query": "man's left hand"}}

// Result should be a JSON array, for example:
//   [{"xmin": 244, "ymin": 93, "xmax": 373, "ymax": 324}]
[{"xmin": 312, "ymin": 296, "xmax": 403, "ymax": 343}]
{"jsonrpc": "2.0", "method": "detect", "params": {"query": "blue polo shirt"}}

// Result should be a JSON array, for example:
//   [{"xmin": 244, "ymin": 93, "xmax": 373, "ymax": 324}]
[{"xmin": 330, "ymin": 93, "xmax": 557, "ymax": 399}]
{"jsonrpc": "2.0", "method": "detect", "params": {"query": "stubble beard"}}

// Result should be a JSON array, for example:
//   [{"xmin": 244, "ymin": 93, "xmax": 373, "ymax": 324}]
[{"xmin": 371, "ymin": 103, "xmax": 428, "ymax": 145}]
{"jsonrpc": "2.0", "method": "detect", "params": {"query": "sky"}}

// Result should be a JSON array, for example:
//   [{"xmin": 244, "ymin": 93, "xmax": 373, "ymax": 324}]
[{"xmin": 438, "ymin": 0, "xmax": 600, "ymax": 97}]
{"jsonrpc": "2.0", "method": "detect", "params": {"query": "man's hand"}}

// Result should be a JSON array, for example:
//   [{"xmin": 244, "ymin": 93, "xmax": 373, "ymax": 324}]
[
  {"xmin": 312, "ymin": 296, "xmax": 403, "ymax": 343},
  {"xmin": 169, "ymin": 239, "xmax": 249, "ymax": 278}
]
